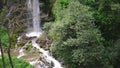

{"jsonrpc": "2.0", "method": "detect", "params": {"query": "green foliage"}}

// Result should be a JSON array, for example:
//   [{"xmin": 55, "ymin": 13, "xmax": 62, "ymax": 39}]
[
  {"xmin": 0, "ymin": 7, "xmax": 6, "ymax": 23},
  {"xmin": 78, "ymin": 0, "xmax": 120, "ymax": 40},
  {"xmin": 112, "ymin": 39, "xmax": 120, "ymax": 67},
  {"xmin": 53, "ymin": 0, "xmax": 70, "ymax": 20},
  {"xmin": 26, "ymin": 44, "xmax": 32, "ymax": 51},
  {"xmin": 0, "ymin": 27, "xmax": 9, "ymax": 46},
  {"xmin": 0, "ymin": 56, "xmax": 34, "ymax": 68},
  {"xmin": 44, "ymin": 0, "xmax": 108, "ymax": 68},
  {"xmin": 11, "ymin": 34, "xmax": 17, "ymax": 47},
  {"xmin": 76, "ymin": 0, "xmax": 120, "ymax": 68},
  {"xmin": 0, "ymin": 7, "xmax": 9, "ymax": 46}
]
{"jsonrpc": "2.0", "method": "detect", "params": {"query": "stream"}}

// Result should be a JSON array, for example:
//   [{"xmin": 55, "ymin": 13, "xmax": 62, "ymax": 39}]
[{"xmin": 17, "ymin": 0, "xmax": 63, "ymax": 68}]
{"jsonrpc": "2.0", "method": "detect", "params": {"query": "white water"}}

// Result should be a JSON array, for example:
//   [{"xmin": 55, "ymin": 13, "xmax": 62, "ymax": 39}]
[
  {"xmin": 31, "ymin": 38, "xmax": 63, "ymax": 68},
  {"xmin": 17, "ymin": 48, "xmax": 25, "ymax": 58},
  {"xmin": 27, "ymin": 0, "xmax": 42, "ymax": 36},
  {"xmin": 32, "ymin": 0, "xmax": 41, "ymax": 32},
  {"xmin": 26, "ymin": 0, "xmax": 63, "ymax": 68}
]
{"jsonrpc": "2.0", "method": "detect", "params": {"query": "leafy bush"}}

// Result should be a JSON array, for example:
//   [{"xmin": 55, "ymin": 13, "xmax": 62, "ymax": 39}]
[
  {"xmin": 78, "ymin": 0, "xmax": 120, "ymax": 40},
  {"xmin": 44, "ymin": 0, "xmax": 107, "ymax": 68},
  {"xmin": 0, "ymin": 56, "xmax": 34, "ymax": 68},
  {"xmin": 0, "ymin": 27, "xmax": 9, "ymax": 46}
]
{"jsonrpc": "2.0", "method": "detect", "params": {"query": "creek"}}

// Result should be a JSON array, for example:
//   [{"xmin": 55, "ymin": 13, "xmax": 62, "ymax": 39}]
[{"xmin": 17, "ymin": 0, "xmax": 63, "ymax": 68}]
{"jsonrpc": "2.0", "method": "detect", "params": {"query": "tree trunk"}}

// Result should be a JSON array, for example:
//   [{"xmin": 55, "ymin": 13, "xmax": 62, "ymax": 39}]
[
  {"xmin": 0, "ymin": 39, "xmax": 6, "ymax": 68},
  {"xmin": 7, "ymin": 28, "xmax": 14, "ymax": 68}
]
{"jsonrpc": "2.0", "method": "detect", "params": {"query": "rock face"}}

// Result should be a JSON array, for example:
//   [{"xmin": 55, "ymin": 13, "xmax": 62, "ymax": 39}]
[
  {"xmin": 15, "ymin": 33, "xmax": 53, "ymax": 68},
  {"xmin": 4, "ymin": 2, "xmax": 27, "ymax": 34},
  {"xmin": 40, "ymin": 0, "xmax": 55, "ymax": 22},
  {"xmin": 36, "ymin": 33, "xmax": 52, "ymax": 50},
  {"xmin": 2, "ymin": 0, "xmax": 55, "ymax": 67},
  {"xmin": 2, "ymin": 0, "xmax": 54, "ymax": 46}
]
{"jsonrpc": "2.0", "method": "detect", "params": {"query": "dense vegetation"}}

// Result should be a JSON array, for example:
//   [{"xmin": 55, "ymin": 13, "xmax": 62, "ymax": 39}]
[
  {"xmin": 44, "ymin": 0, "xmax": 120, "ymax": 68},
  {"xmin": 0, "ymin": 0, "xmax": 120, "ymax": 68},
  {"xmin": 0, "ymin": 56, "xmax": 34, "ymax": 68}
]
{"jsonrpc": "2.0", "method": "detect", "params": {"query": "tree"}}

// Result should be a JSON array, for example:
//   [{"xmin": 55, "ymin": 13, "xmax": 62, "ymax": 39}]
[
  {"xmin": 0, "ymin": 5, "xmax": 14, "ymax": 68},
  {"xmin": 78, "ymin": 0, "xmax": 120, "ymax": 40},
  {"xmin": 0, "ymin": 39, "xmax": 6, "ymax": 68},
  {"xmin": 44, "ymin": 0, "xmax": 106, "ymax": 68}
]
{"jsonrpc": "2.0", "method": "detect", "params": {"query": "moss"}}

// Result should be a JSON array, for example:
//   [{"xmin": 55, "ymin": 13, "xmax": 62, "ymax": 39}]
[
  {"xmin": 11, "ymin": 34, "xmax": 17, "ymax": 47},
  {"xmin": 26, "ymin": 44, "xmax": 33, "ymax": 51}
]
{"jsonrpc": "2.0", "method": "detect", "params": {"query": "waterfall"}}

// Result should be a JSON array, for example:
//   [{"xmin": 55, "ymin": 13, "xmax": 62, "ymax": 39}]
[
  {"xmin": 25, "ymin": 0, "xmax": 63, "ymax": 68},
  {"xmin": 32, "ymin": 0, "xmax": 41, "ymax": 32},
  {"xmin": 26, "ymin": 0, "xmax": 42, "ymax": 37}
]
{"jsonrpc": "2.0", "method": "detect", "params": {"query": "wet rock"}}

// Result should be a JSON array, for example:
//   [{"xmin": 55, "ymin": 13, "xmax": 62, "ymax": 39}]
[
  {"xmin": 36, "ymin": 34, "xmax": 52, "ymax": 50},
  {"xmin": 11, "ymin": 49, "xmax": 19, "ymax": 56},
  {"xmin": 17, "ymin": 34, "xmax": 37, "ymax": 47},
  {"xmin": 29, "ymin": 47, "xmax": 38, "ymax": 53}
]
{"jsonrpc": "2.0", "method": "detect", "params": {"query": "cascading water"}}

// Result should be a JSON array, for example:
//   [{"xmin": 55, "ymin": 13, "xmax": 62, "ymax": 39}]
[
  {"xmin": 26, "ymin": 0, "xmax": 42, "ymax": 37},
  {"xmin": 25, "ymin": 0, "xmax": 63, "ymax": 68},
  {"xmin": 32, "ymin": 0, "xmax": 41, "ymax": 32}
]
